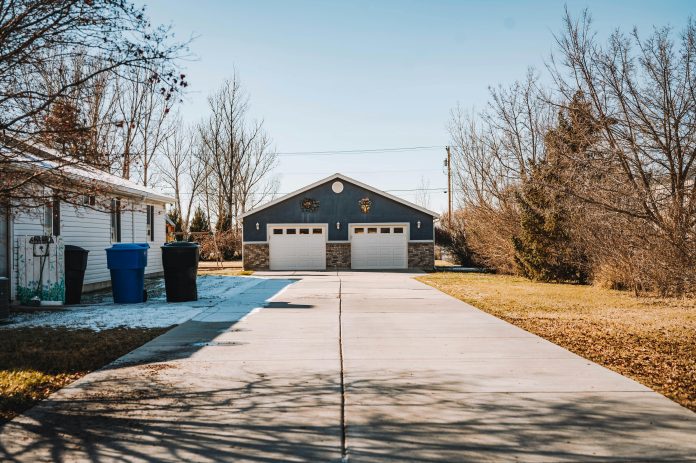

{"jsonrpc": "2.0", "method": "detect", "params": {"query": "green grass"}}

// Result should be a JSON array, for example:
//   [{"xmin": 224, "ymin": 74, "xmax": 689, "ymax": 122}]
[
  {"xmin": 0, "ymin": 326, "xmax": 169, "ymax": 423},
  {"xmin": 418, "ymin": 273, "xmax": 696, "ymax": 412}
]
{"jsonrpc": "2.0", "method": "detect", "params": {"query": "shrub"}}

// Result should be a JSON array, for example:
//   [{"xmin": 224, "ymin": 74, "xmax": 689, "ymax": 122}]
[
  {"xmin": 512, "ymin": 163, "xmax": 588, "ymax": 284},
  {"xmin": 436, "ymin": 212, "xmax": 478, "ymax": 266},
  {"xmin": 197, "ymin": 229, "xmax": 241, "ymax": 261}
]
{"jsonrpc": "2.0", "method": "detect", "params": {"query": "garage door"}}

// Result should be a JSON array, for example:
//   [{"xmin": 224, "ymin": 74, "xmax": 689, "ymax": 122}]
[
  {"xmin": 351, "ymin": 225, "xmax": 408, "ymax": 269},
  {"xmin": 269, "ymin": 225, "xmax": 326, "ymax": 270}
]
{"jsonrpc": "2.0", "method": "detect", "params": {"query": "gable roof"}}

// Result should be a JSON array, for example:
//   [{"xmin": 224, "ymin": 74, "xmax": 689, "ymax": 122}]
[
  {"xmin": 242, "ymin": 173, "xmax": 440, "ymax": 218},
  {"xmin": 1, "ymin": 135, "xmax": 174, "ymax": 203}
]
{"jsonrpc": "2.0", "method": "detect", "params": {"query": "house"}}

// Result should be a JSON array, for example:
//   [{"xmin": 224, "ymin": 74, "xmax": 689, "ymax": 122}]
[
  {"xmin": 0, "ymin": 140, "xmax": 173, "ymax": 303},
  {"xmin": 242, "ymin": 173, "xmax": 439, "ymax": 270}
]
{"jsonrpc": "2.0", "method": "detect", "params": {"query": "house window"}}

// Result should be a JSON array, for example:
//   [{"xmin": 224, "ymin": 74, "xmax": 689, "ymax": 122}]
[
  {"xmin": 299, "ymin": 228, "xmax": 309, "ymax": 235},
  {"xmin": 393, "ymin": 227, "xmax": 404, "ymax": 234},
  {"xmin": 111, "ymin": 199, "xmax": 121, "ymax": 242},
  {"xmin": 380, "ymin": 227, "xmax": 391, "ymax": 234},
  {"xmin": 43, "ymin": 198, "xmax": 60, "ymax": 236},
  {"xmin": 146, "ymin": 205, "xmax": 155, "ymax": 241},
  {"xmin": 43, "ymin": 203, "xmax": 52, "ymax": 236},
  {"xmin": 273, "ymin": 229, "xmax": 283, "ymax": 235},
  {"xmin": 367, "ymin": 227, "xmax": 378, "ymax": 234},
  {"xmin": 286, "ymin": 228, "xmax": 296, "ymax": 234},
  {"xmin": 312, "ymin": 228, "xmax": 323, "ymax": 234},
  {"xmin": 354, "ymin": 227, "xmax": 364, "ymax": 234},
  {"xmin": 82, "ymin": 195, "xmax": 95, "ymax": 206}
]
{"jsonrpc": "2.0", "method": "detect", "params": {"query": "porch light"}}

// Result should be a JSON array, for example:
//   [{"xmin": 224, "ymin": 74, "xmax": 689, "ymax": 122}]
[
  {"xmin": 336, "ymin": 222, "xmax": 341, "ymax": 230},
  {"xmin": 256, "ymin": 222, "xmax": 260, "ymax": 230},
  {"xmin": 417, "ymin": 220, "xmax": 421, "ymax": 229}
]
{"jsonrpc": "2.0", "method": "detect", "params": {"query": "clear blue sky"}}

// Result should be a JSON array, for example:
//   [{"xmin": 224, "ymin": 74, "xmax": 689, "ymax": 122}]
[{"xmin": 143, "ymin": 0, "xmax": 693, "ymax": 212}]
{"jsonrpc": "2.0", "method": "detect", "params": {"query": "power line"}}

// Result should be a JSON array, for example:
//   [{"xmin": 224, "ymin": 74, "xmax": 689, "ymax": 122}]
[
  {"xmin": 280, "ymin": 168, "xmax": 443, "ymax": 176},
  {"xmin": 276, "ymin": 145, "xmax": 442, "ymax": 156},
  {"xmin": 163, "ymin": 187, "xmax": 448, "ymax": 196},
  {"xmin": 381, "ymin": 187, "xmax": 447, "ymax": 192}
]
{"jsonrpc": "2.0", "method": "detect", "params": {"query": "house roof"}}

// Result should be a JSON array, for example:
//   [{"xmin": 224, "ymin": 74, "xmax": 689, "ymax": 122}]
[
  {"xmin": 1, "ymin": 136, "xmax": 174, "ymax": 203},
  {"xmin": 242, "ymin": 173, "xmax": 440, "ymax": 219}
]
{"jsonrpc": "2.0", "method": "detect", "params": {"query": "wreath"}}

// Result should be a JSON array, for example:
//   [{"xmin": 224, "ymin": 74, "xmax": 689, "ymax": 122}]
[
  {"xmin": 300, "ymin": 197, "xmax": 320, "ymax": 212},
  {"xmin": 359, "ymin": 197, "xmax": 372, "ymax": 214}
]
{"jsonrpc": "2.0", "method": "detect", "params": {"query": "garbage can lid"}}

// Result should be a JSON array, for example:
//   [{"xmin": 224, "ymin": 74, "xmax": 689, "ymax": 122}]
[
  {"xmin": 65, "ymin": 245, "xmax": 89, "ymax": 253},
  {"xmin": 106, "ymin": 243, "xmax": 149, "ymax": 251},
  {"xmin": 162, "ymin": 241, "xmax": 199, "ymax": 248}
]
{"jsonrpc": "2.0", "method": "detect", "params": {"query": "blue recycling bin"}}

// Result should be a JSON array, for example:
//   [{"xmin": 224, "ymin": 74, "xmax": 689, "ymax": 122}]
[{"xmin": 105, "ymin": 243, "xmax": 150, "ymax": 303}]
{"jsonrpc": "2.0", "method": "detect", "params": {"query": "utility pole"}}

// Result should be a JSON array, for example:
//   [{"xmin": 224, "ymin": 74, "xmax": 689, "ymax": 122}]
[{"xmin": 446, "ymin": 145, "xmax": 452, "ymax": 228}]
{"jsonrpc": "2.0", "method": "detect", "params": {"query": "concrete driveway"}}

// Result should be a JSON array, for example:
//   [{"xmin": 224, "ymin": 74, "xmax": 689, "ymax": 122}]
[{"xmin": 1, "ymin": 271, "xmax": 695, "ymax": 462}]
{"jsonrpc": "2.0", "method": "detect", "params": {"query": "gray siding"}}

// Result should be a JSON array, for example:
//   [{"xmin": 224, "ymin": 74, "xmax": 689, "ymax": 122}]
[{"xmin": 243, "ymin": 179, "xmax": 434, "ymax": 242}]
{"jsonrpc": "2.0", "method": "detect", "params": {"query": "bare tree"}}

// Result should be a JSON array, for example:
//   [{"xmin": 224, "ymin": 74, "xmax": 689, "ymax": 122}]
[
  {"xmin": 158, "ymin": 118, "xmax": 205, "ymax": 231},
  {"xmin": 112, "ymin": 65, "xmax": 177, "ymax": 184},
  {"xmin": 485, "ymin": 70, "xmax": 552, "ymax": 182},
  {"xmin": 449, "ymin": 72, "xmax": 553, "ymax": 208},
  {"xmin": 447, "ymin": 73, "xmax": 553, "ymax": 272},
  {"xmin": 0, "ymin": 0, "xmax": 187, "ymax": 208},
  {"xmin": 234, "ymin": 124, "xmax": 278, "ymax": 214},
  {"xmin": 448, "ymin": 105, "xmax": 504, "ymax": 208},
  {"xmin": 198, "ymin": 74, "xmax": 278, "ymax": 230},
  {"xmin": 551, "ymin": 9, "xmax": 696, "ymax": 293},
  {"xmin": 414, "ymin": 176, "xmax": 431, "ymax": 209}
]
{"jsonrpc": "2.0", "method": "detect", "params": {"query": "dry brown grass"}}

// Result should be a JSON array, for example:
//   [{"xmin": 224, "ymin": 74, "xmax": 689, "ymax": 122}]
[
  {"xmin": 197, "ymin": 268, "xmax": 253, "ymax": 276},
  {"xmin": 0, "ymin": 327, "xmax": 169, "ymax": 423},
  {"xmin": 417, "ymin": 273, "xmax": 696, "ymax": 412}
]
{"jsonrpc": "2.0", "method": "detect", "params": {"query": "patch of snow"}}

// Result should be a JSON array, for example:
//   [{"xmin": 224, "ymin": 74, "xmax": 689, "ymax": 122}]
[{"xmin": 2, "ymin": 276, "xmax": 274, "ymax": 331}]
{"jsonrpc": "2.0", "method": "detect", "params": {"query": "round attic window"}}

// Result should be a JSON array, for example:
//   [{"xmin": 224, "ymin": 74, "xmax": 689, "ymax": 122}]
[{"xmin": 332, "ymin": 181, "xmax": 344, "ymax": 193}]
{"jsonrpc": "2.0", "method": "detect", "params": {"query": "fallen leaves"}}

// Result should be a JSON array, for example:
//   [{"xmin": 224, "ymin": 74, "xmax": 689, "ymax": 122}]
[{"xmin": 0, "ymin": 326, "xmax": 170, "ymax": 423}]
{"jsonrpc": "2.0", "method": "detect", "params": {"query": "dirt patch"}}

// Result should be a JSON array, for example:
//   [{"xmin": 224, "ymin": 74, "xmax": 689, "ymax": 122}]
[{"xmin": 418, "ymin": 273, "xmax": 696, "ymax": 412}]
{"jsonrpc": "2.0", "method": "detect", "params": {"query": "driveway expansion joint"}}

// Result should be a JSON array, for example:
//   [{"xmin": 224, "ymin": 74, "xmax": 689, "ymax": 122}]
[{"xmin": 337, "ymin": 271, "xmax": 348, "ymax": 461}]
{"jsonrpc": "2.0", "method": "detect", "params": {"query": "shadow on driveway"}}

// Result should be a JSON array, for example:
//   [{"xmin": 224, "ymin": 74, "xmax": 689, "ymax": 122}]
[{"xmin": 1, "ymin": 372, "xmax": 695, "ymax": 462}]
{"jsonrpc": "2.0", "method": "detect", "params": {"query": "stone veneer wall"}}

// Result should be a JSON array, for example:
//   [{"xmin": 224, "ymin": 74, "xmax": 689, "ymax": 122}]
[
  {"xmin": 326, "ymin": 243, "xmax": 351, "ymax": 269},
  {"xmin": 243, "ymin": 243, "xmax": 269, "ymax": 270},
  {"xmin": 408, "ymin": 242, "xmax": 435, "ymax": 269},
  {"xmin": 244, "ymin": 242, "xmax": 433, "ymax": 270}
]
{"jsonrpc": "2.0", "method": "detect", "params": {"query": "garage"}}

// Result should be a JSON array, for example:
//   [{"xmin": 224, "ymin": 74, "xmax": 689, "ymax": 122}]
[
  {"xmin": 242, "ymin": 173, "xmax": 437, "ymax": 271},
  {"xmin": 351, "ymin": 224, "xmax": 408, "ymax": 269},
  {"xmin": 269, "ymin": 225, "xmax": 326, "ymax": 270}
]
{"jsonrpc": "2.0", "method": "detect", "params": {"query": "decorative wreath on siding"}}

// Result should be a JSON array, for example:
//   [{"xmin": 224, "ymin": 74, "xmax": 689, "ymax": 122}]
[
  {"xmin": 300, "ymin": 197, "xmax": 320, "ymax": 212},
  {"xmin": 359, "ymin": 197, "xmax": 372, "ymax": 214}
]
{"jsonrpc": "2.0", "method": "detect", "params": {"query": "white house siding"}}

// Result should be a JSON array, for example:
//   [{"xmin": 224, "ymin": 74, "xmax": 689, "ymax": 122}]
[
  {"xmin": 10, "ymin": 198, "xmax": 168, "ymax": 301},
  {"xmin": 128, "ymin": 201, "xmax": 167, "ymax": 276},
  {"xmin": 13, "ymin": 207, "xmax": 46, "ymax": 237},
  {"xmin": 59, "ymin": 201, "xmax": 112, "ymax": 286}
]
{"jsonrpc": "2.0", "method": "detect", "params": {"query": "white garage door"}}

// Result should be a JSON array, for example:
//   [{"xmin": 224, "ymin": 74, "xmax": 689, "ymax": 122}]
[
  {"xmin": 269, "ymin": 225, "xmax": 326, "ymax": 270},
  {"xmin": 351, "ymin": 225, "xmax": 408, "ymax": 269}
]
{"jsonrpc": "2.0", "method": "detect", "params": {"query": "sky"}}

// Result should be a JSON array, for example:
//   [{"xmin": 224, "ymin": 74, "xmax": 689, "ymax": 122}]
[{"xmin": 143, "ymin": 0, "xmax": 693, "ymax": 213}]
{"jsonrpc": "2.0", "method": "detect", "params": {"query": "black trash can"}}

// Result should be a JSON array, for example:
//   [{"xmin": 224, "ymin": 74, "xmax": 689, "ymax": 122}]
[
  {"xmin": 0, "ymin": 277, "xmax": 9, "ymax": 320},
  {"xmin": 65, "ymin": 245, "xmax": 89, "ymax": 305},
  {"xmin": 161, "ymin": 242, "xmax": 200, "ymax": 302}
]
